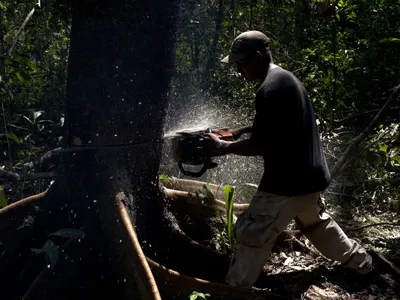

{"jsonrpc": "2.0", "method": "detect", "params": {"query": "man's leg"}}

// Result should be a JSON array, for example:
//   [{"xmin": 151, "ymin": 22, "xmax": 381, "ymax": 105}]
[
  {"xmin": 225, "ymin": 191, "xmax": 321, "ymax": 288},
  {"xmin": 295, "ymin": 194, "xmax": 373, "ymax": 274}
]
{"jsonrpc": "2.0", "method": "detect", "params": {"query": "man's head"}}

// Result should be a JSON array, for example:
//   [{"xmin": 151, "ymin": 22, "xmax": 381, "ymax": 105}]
[{"xmin": 221, "ymin": 30, "xmax": 272, "ymax": 82}]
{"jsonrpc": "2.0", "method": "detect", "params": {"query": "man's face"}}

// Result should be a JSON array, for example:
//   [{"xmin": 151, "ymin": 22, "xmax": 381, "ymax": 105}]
[{"xmin": 235, "ymin": 52, "xmax": 262, "ymax": 82}]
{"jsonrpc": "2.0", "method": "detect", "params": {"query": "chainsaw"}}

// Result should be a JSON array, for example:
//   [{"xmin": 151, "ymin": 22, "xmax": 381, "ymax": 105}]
[{"xmin": 168, "ymin": 125, "xmax": 251, "ymax": 177}]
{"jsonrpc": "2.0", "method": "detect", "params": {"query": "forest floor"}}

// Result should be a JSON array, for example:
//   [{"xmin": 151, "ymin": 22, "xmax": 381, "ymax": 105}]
[
  {"xmin": 3, "ymin": 179, "xmax": 400, "ymax": 300},
  {"xmin": 257, "ymin": 200, "xmax": 400, "ymax": 300}
]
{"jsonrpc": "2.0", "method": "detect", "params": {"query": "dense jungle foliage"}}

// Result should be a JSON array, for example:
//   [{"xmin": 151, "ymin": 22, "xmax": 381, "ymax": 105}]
[{"xmin": 1, "ymin": 0, "xmax": 399, "ymax": 215}]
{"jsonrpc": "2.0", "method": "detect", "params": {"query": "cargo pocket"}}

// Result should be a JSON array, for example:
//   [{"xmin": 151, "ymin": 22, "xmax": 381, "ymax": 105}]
[{"xmin": 235, "ymin": 194, "xmax": 280, "ymax": 247}]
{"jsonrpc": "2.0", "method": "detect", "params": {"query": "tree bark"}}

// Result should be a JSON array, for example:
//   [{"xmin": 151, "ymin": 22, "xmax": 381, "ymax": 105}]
[{"xmin": 2, "ymin": 0, "xmax": 182, "ymax": 298}]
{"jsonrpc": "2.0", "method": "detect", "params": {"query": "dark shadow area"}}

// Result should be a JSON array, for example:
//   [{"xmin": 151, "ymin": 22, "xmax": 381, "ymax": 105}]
[
  {"xmin": 255, "ymin": 265, "xmax": 400, "ymax": 299},
  {"xmin": 386, "ymin": 236, "xmax": 400, "ymax": 265}
]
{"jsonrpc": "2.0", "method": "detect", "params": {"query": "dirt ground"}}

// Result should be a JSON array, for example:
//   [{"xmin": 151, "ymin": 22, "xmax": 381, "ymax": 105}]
[{"xmin": 256, "ymin": 206, "xmax": 400, "ymax": 300}]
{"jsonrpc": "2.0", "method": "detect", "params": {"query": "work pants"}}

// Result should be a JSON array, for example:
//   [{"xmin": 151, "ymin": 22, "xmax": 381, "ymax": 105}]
[{"xmin": 225, "ymin": 191, "xmax": 373, "ymax": 288}]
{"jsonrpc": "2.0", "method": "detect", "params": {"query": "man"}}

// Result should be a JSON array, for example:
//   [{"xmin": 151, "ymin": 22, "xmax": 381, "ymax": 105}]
[{"xmin": 205, "ymin": 30, "xmax": 373, "ymax": 288}]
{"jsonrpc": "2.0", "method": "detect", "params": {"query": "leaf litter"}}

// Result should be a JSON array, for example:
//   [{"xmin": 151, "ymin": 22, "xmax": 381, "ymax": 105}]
[{"xmin": 258, "ymin": 234, "xmax": 400, "ymax": 299}]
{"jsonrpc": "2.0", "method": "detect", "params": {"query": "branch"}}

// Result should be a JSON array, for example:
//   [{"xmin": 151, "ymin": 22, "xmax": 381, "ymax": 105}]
[
  {"xmin": 7, "ymin": 1, "xmax": 41, "ymax": 56},
  {"xmin": 334, "ymin": 106, "xmax": 400, "ymax": 125},
  {"xmin": 22, "ymin": 171, "xmax": 57, "ymax": 181},
  {"xmin": 163, "ymin": 187, "xmax": 249, "ymax": 215},
  {"xmin": 330, "ymin": 84, "xmax": 400, "ymax": 178},
  {"xmin": 346, "ymin": 222, "xmax": 400, "ymax": 231},
  {"xmin": 0, "ymin": 170, "xmax": 56, "ymax": 183},
  {"xmin": 0, "ymin": 146, "xmax": 61, "ymax": 183},
  {"xmin": 18, "ymin": 147, "xmax": 62, "ymax": 173},
  {"xmin": 0, "ymin": 168, "xmax": 20, "ymax": 182}
]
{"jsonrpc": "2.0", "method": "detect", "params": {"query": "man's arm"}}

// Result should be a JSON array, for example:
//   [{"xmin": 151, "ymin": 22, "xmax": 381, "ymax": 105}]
[
  {"xmin": 218, "ymin": 138, "xmax": 263, "ymax": 156},
  {"xmin": 207, "ymin": 112, "xmax": 266, "ymax": 157},
  {"xmin": 228, "ymin": 125, "xmax": 253, "ymax": 140}
]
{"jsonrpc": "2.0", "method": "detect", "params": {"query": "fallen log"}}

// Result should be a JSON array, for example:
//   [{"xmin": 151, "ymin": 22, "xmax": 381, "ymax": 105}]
[
  {"xmin": 162, "ymin": 187, "xmax": 249, "ymax": 215},
  {"xmin": 161, "ymin": 177, "xmax": 227, "ymax": 199}
]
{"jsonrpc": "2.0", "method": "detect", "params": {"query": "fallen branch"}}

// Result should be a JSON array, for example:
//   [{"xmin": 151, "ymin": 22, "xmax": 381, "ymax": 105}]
[
  {"xmin": 163, "ymin": 187, "xmax": 249, "ymax": 215},
  {"xmin": 368, "ymin": 250, "xmax": 400, "ymax": 279},
  {"xmin": 0, "ymin": 168, "xmax": 20, "ymax": 183},
  {"xmin": 331, "ymin": 84, "xmax": 400, "ymax": 178},
  {"xmin": 18, "ymin": 147, "xmax": 62, "ymax": 173},
  {"xmin": 22, "ymin": 172, "xmax": 57, "ymax": 181},
  {"xmin": 285, "ymin": 237, "xmax": 323, "ymax": 258},
  {"xmin": 161, "ymin": 177, "xmax": 226, "ymax": 200},
  {"xmin": 0, "ymin": 171, "xmax": 57, "ymax": 183},
  {"xmin": 346, "ymin": 222, "xmax": 400, "ymax": 231},
  {"xmin": 8, "ymin": 1, "xmax": 41, "ymax": 56}
]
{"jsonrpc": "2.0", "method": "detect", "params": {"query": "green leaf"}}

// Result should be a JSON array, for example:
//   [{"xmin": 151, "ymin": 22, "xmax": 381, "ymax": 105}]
[
  {"xmin": 33, "ymin": 110, "xmax": 44, "ymax": 121},
  {"xmin": 224, "ymin": 185, "xmax": 235, "ymax": 248},
  {"xmin": 0, "ymin": 185, "xmax": 7, "ymax": 208},
  {"xmin": 14, "ymin": 55, "xmax": 37, "ymax": 70},
  {"xmin": 0, "ymin": 132, "xmax": 20, "ymax": 144},
  {"xmin": 43, "ymin": 239, "xmax": 59, "ymax": 269},
  {"xmin": 379, "ymin": 145, "xmax": 388, "ymax": 153},
  {"xmin": 15, "ymin": 72, "xmax": 25, "ymax": 83},
  {"xmin": 159, "ymin": 174, "xmax": 170, "ymax": 181},
  {"xmin": 189, "ymin": 291, "xmax": 211, "ymax": 300},
  {"xmin": 203, "ymin": 184, "xmax": 215, "ymax": 202},
  {"xmin": 32, "ymin": 239, "xmax": 60, "ymax": 269},
  {"xmin": 379, "ymin": 38, "xmax": 400, "ymax": 44},
  {"xmin": 49, "ymin": 228, "xmax": 86, "ymax": 239}
]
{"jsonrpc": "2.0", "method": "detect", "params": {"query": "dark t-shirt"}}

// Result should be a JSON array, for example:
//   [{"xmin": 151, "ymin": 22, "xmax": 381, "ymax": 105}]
[{"xmin": 250, "ymin": 66, "xmax": 331, "ymax": 196}]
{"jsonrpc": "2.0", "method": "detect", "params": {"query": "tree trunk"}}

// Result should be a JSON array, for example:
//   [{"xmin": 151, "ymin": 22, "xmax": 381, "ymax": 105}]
[{"xmin": 2, "ymin": 0, "xmax": 181, "ymax": 298}]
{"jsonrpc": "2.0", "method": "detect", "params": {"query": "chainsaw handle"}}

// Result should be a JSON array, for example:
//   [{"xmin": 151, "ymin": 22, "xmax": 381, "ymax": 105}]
[
  {"xmin": 228, "ymin": 125, "xmax": 252, "ymax": 140},
  {"xmin": 178, "ymin": 154, "xmax": 211, "ymax": 177}
]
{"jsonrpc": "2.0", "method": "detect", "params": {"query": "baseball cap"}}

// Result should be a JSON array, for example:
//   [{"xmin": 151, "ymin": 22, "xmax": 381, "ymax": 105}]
[{"xmin": 221, "ymin": 30, "xmax": 270, "ymax": 64}]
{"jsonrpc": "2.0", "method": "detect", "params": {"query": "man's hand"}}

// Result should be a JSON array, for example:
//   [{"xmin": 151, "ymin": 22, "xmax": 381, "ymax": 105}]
[
  {"xmin": 204, "ymin": 133, "xmax": 222, "ymax": 148},
  {"xmin": 204, "ymin": 133, "xmax": 228, "ymax": 156}
]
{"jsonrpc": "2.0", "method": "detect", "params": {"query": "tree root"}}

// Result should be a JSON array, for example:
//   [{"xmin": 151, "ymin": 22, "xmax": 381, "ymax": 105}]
[
  {"xmin": 116, "ymin": 193, "xmax": 162, "ymax": 300},
  {"xmin": 161, "ymin": 177, "xmax": 226, "ymax": 199},
  {"xmin": 2, "ymin": 188, "xmax": 163, "ymax": 300},
  {"xmin": 163, "ymin": 187, "xmax": 248, "ymax": 215},
  {"xmin": 166, "ymin": 217, "xmax": 231, "ymax": 283},
  {"xmin": 0, "ymin": 190, "xmax": 51, "ymax": 250},
  {"xmin": 147, "ymin": 257, "xmax": 269, "ymax": 300},
  {"xmin": 0, "ymin": 191, "xmax": 47, "ymax": 227}
]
